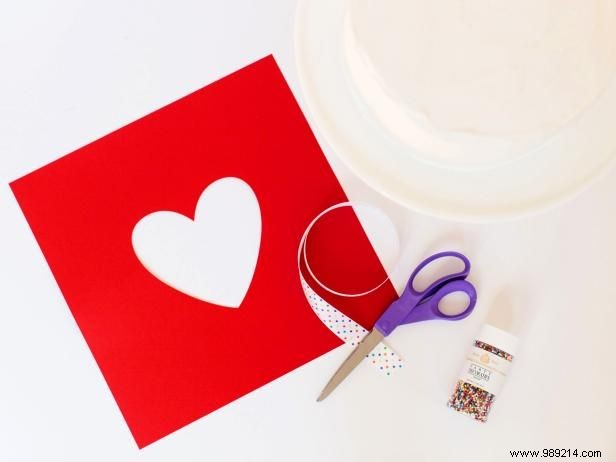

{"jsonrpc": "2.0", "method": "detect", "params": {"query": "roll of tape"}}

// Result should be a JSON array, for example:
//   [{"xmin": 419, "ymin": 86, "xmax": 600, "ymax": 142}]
[{"xmin": 298, "ymin": 202, "xmax": 404, "ymax": 375}]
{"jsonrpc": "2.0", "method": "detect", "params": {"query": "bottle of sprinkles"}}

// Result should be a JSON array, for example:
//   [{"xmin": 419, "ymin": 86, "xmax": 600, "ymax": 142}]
[{"xmin": 448, "ymin": 324, "xmax": 518, "ymax": 422}]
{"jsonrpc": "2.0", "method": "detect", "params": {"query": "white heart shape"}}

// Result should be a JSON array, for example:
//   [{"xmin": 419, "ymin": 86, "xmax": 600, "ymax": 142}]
[{"xmin": 132, "ymin": 177, "xmax": 261, "ymax": 308}]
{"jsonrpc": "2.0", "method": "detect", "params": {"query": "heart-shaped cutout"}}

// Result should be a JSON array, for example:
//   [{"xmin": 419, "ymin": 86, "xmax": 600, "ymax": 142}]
[{"xmin": 132, "ymin": 177, "xmax": 261, "ymax": 308}]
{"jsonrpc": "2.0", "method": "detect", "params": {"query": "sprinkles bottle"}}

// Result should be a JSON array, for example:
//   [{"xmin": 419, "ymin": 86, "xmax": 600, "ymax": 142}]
[{"xmin": 448, "ymin": 324, "xmax": 518, "ymax": 422}]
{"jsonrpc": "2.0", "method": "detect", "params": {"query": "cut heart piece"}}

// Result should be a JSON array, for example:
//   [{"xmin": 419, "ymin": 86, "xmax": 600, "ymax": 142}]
[{"xmin": 132, "ymin": 177, "xmax": 261, "ymax": 308}]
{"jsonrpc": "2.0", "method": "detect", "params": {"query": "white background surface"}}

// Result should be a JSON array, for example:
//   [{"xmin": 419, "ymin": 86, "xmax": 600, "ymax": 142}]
[{"xmin": 1, "ymin": 1, "xmax": 615, "ymax": 461}]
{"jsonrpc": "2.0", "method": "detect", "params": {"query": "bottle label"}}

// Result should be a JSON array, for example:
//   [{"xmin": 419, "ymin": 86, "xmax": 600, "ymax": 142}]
[{"xmin": 459, "ymin": 345, "xmax": 512, "ymax": 395}]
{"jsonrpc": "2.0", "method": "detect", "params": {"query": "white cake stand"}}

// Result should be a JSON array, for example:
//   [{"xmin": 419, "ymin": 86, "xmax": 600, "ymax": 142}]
[{"xmin": 294, "ymin": 0, "xmax": 616, "ymax": 222}]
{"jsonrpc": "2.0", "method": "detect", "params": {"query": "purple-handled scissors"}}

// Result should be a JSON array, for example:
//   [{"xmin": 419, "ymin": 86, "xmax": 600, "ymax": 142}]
[{"xmin": 316, "ymin": 251, "xmax": 477, "ymax": 401}]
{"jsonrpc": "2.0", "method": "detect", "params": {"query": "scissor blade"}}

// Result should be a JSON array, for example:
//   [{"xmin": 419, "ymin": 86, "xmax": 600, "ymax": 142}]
[{"xmin": 316, "ymin": 329, "xmax": 385, "ymax": 402}]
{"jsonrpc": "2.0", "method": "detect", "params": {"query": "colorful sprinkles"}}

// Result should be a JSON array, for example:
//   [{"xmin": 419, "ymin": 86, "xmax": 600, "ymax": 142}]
[
  {"xmin": 448, "ymin": 380, "xmax": 494, "ymax": 422},
  {"xmin": 448, "ymin": 337, "xmax": 515, "ymax": 422},
  {"xmin": 474, "ymin": 340, "xmax": 514, "ymax": 362}
]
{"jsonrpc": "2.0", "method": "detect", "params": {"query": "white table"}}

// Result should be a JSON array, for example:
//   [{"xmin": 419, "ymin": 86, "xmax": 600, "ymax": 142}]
[{"xmin": 1, "ymin": 1, "xmax": 615, "ymax": 460}]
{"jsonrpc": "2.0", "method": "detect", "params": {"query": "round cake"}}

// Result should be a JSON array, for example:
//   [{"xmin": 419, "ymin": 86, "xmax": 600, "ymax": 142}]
[{"xmin": 344, "ymin": 0, "xmax": 616, "ymax": 168}]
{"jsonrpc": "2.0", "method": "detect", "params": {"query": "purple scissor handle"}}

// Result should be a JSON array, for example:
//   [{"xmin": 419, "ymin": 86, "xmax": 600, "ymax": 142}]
[{"xmin": 374, "ymin": 251, "xmax": 477, "ymax": 337}]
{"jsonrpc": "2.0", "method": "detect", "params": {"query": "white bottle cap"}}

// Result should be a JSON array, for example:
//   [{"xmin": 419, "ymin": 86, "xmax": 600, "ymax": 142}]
[{"xmin": 476, "ymin": 324, "xmax": 519, "ymax": 357}]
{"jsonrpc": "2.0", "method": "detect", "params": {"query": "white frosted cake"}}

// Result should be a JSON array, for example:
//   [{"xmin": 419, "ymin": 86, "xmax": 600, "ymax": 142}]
[{"xmin": 344, "ymin": 0, "xmax": 616, "ymax": 168}]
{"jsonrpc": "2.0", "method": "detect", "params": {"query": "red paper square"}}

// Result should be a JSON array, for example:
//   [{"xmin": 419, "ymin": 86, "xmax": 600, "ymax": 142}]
[{"xmin": 10, "ymin": 56, "xmax": 397, "ymax": 447}]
